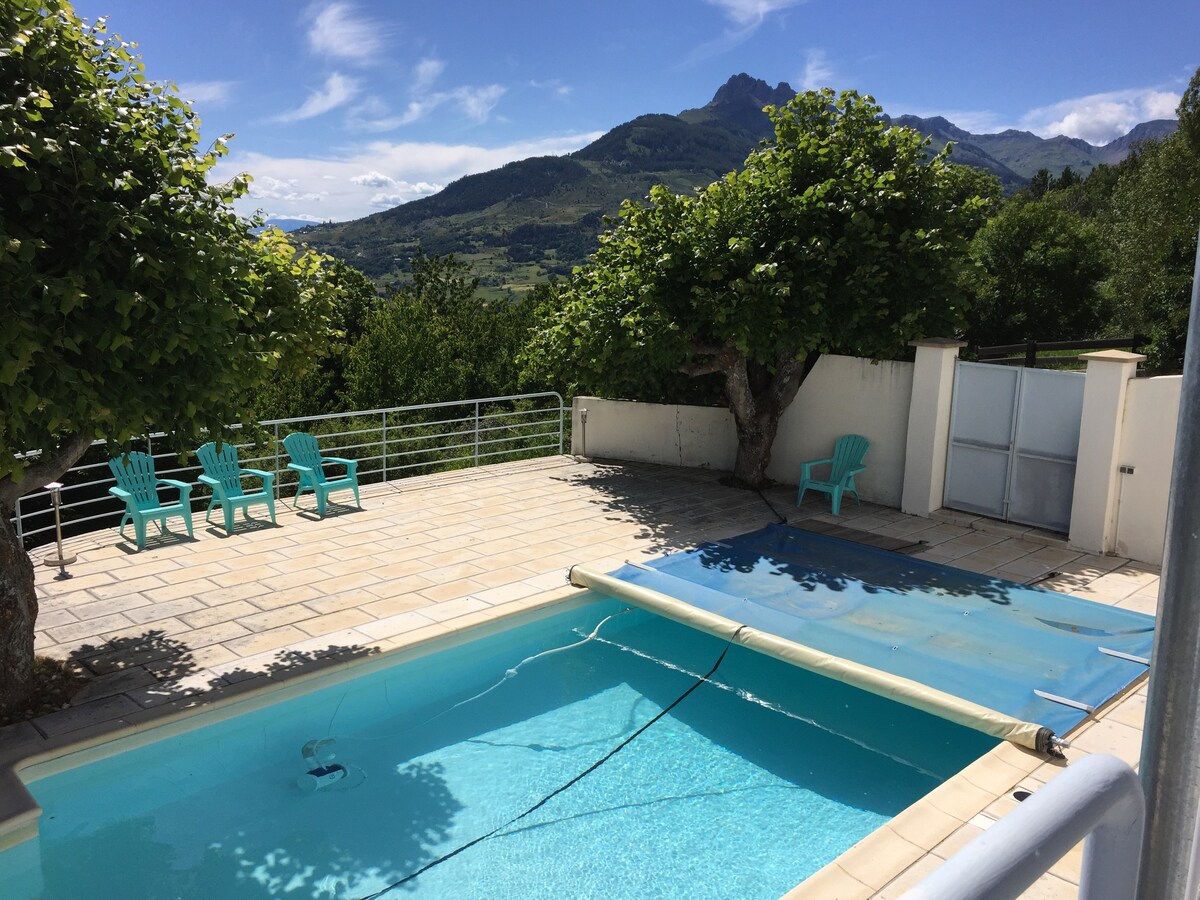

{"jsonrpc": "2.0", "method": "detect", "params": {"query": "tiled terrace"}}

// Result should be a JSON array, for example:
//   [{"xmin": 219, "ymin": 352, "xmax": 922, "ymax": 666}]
[{"xmin": 5, "ymin": 456, "xmax": 1158, "ymax": 896}]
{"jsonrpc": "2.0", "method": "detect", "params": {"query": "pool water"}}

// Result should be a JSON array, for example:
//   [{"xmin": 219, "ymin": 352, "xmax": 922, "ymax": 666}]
[{"xmin": 3, "ymin": 600, "xmax": 996, "ymax": 898}]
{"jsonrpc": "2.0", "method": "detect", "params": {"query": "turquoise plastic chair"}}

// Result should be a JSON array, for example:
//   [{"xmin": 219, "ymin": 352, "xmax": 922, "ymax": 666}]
[
  {"xmin": 282, "ymin": 431, "xmax": 360, "ymax": 517},
  {"xmin": 196, "ymin": 441, "xmax": 277, "ymax": 534},
  {"xmin": 796, "ymin": 434, "xmax": 870, "ymax": 516},
  {"xmin": 108, "ymin": 452, "xmax": 194, "ymax": 549}
]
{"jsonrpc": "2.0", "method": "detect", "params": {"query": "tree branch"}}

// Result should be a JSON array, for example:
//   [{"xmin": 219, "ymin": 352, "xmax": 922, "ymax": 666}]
[{"xmin": 0, "ymin": 431, "xmax": 96, "ymax": 513}]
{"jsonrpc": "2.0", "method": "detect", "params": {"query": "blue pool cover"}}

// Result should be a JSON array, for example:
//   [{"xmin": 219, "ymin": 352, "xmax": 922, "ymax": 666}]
[{"xmin": 607, "ymin": 524, "xmax": 1154, "ymax": 738}]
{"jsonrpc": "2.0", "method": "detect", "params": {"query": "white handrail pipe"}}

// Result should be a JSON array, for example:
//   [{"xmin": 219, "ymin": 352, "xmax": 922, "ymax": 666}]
[{"xmin": 906, "ymin": 753, "xmax": 1143, "ymax": 900}]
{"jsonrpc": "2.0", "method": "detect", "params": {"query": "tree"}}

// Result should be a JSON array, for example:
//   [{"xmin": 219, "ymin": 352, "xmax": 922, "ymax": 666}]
[
  {"xmin": 1099, "ymin": 66, "xmax": 1200, "ymax": 370},
  {"xmin": 345, "ymin": 251, "xmax": 533, "ymax": 409},
  {"xmin": 964, "ymin": 197, "xmax": 1110, "ymax": 348},
  {"xmin": 0, "ymin": 2, "xmax": 336, "ymax": 713},
  {"xmin": 523, "ymin": 89, "xmax": 993, "ymax": 486},
  {"xmin": 254, "ymin": 259, "xmax": 381, "ymax": 419}
]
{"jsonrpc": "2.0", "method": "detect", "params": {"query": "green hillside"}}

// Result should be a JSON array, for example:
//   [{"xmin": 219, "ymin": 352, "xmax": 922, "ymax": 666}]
[{"xmin": 296, "ymin": 76, "xmax": 1176, "ymax": 294}]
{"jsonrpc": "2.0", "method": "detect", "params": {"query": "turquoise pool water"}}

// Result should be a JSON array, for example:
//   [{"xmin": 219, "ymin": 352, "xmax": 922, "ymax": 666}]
[{"xmin": 2, "ymin": 600, "xmax": 996, "ymax": 898}]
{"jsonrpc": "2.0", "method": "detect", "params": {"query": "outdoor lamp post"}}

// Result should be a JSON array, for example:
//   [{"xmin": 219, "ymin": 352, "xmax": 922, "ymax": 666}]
[{"xmin": 41, "ymin": 481, "xmax": 76, "ymax": 576}]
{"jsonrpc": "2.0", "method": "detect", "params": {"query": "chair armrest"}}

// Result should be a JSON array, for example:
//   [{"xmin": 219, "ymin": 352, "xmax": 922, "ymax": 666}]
[
  {"xmin": 197, "ymin": 474, "xmax": 220, "ymax": 488},
  {"xmin": 158, "ymin": 478, "xmax": 192, "ymax": 498},
  {"xmin": 287, "ymin": 462, "xmax": 315, "ymax": 475},
  {"xmin": 801, "ymin": 458, "xmax": 833, "ymax": 478},
  {"xmin": 846, "ymin": 466, "xmax": 867, "ymax": 476},
  {"xmin": 108, "ymin": 486, "xmax": 132, "ymax": 500},
  {"xmin": 321, "ymin": 456, "xmax": 358, "ymax": 475},
  {"xmin": 241, "ymin": 467, "xmax": 274, "ymax": 480}
]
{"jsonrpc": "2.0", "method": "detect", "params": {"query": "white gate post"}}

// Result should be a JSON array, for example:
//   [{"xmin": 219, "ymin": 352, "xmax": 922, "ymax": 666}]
[
  {"xmin": 1069, "ymin": 351, "xmax": 1145, "ymax": 554},
  {"xmin": 902, "ymin": 338, "xmax": 965, "ymax": 517}
]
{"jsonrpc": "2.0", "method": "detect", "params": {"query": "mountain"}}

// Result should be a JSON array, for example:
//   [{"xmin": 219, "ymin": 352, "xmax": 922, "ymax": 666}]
[
  {"xmin": 264, "ymin": 217, "xmax": 322, "ymax": 233},
  {"xmin": 1095, "ymin": 119, "xmax": 1178, "ymax": 164},
  {"xmin": 296, "ymin": 76, "xmax": 1177, "ymax": 293}
]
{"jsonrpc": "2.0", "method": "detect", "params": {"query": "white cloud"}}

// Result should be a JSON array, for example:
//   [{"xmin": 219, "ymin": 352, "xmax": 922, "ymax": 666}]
[
  {"xmin": 530, "ymin": 79, "xmax": 572, "ymax": 98},
  {"xmin": 274, "ymin": 72, "xmax": 360, "ymax": 124},
  {"xmin": 307, "ymin": 1, "xmax": 386, "ymax": 64},
  {"xmin": 216, "ymin": 132, "xmax": 605, "ymax": 222},
  {"xmin": 686, "ymin": 0, "xmax": 807, "ymax": 65},
  {"xmin": 249, "ymin": 175, "xmax": 325, "ymax": 204},
  {"xmin": 799, "ymin": 49, "xmax": 832, "ymax": 91},
  {"xmin": 1021, "ymin": 87, "xmax": 1180, "ymax": 145},
  {"xmin": 349, "ymin": 83, "xmax": 506, "ymax": 132},
  {"xmin": 177, "ymin": 80, "xmax": 235, "ymax": 107},
  {"xmin": 705, "ymin": 0, "xmax": 806, "ymax": 27},
  {"xmin": 350, "ymin": 170, "xmax": 397, "ymax": 187},
  {"xmin": 453, "ymin": 85, "xmax": 506, "ymax": 123},
  {"xmin": 413, "ymin": 57, "xmax": 445, "ymax": 94}
]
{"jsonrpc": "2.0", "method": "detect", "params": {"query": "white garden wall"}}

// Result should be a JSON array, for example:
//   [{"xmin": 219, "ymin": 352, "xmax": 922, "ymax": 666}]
[
  {"xmin": 571, "ymin": 353, "xmax": 913, "ymax": 506},
  {"xmin": 1114, "ymin": 376, "xmax": 1182, "ymax": 564},
  {"xmin": 571, "ymin": 345, "xmax": 1186, "ymax": 565}
]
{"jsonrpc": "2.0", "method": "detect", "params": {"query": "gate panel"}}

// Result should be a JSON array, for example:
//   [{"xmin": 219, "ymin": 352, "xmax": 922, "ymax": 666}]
[
  {"xmin": 943, "ymin": 363, "xmax": 1019, "ymax": 519},
  {"xmin": 1008, "ymin": 368, "xmax": 1085, "ymax": 532},
  {"xmin": 944, "ymin": 362, "xmax": 1084, "ymax": 532}
]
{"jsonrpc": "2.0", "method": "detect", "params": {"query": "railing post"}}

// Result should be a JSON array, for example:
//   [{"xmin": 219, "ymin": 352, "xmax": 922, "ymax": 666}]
[
  {"xmin": 558, "ymin": 396, "xmax": 565, "ymax": 455},
  {"xmin": 1024, "ymin": 338, "xmax": 1038, "ymax": 368},
  {"xmin": 381, "ymin": 412, "xmax": 388, "ymax": 483},
  {"xmin": 273, "ymin": 423, "xmax": 281, "ymax": 499},
  {"xmin": 473, "ymin": 401, "xmax": 480, "ymax": 467},
  {"xmin": 14, "ymin": 494, "xmax": 23, "ymax": 547}
]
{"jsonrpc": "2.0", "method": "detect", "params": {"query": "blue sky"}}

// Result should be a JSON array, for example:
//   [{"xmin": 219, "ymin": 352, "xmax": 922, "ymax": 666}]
[{"xmin": 72, "ymin": 0, "xmax": 1198, "ymax": 223}]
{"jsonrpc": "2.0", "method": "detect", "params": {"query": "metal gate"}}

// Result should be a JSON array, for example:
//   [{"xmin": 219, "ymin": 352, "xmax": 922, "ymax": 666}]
[{"xmin": 943, "ymin": 361, "xmax": 1085, "ymax": 533}]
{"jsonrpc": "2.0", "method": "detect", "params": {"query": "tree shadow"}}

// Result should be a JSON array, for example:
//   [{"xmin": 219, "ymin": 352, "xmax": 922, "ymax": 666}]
[
  {"xmin": 554, "ymin": 459, "xmax": 791, "ymax": 553},
  {"xmin": 687, "ymin": 522, "xmax": 1026, "ymax": 605},
  {"xmin": 57, "ymin": 630, "xmax": 382, "ymax": 719}
]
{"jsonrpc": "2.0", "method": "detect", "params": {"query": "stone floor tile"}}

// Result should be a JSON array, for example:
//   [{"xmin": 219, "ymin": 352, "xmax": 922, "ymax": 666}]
[{"xmin": 222, "ymin": 624, "xmax": 310, "ymax": 658}]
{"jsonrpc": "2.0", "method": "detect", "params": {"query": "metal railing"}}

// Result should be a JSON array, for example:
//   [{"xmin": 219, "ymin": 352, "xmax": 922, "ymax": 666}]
[
  {"xmin": 12, "ymin": 392, "xmax": 565, "ymax": 549},
  {"xmin": 977, "ymin": 336, "xmax": 1148, "ymax": 368},
  {"xmin": 907, "ymin": 753, "xmax": 1143, "ymax": 900}
]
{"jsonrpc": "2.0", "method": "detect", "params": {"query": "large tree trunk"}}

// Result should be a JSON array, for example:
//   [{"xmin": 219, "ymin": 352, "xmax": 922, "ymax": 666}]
[
  {"xmin": 0, "ymin": 431, "xmax": 95, "ymax": 715},
  {"xmin": 0, "ymin": 509, "xmax": 36, "ymax": 713},
  {"xmin": 722, "ymin": 349, "xmax": 822, "ymax": 489}
]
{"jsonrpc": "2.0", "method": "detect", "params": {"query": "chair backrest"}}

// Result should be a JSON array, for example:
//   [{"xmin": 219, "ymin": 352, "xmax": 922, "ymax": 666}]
[
  {"xmin": 283, "ymin": 432, "xmax": 327, "ymax": 484},
  {"xmin": 830, "ymin": 434, "xmax": 870, "ymax": 482},
  {"xmin": 196, "ymin": 441, "xmax": 245, "ymax": 498},
  {"xmin": 109, "ymin": 452, "xmax": 160, "ymax": 509}
]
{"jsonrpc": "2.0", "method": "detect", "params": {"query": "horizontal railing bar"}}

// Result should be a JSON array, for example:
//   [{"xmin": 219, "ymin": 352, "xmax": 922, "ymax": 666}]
[
  {"xmin": 13, "ymin": 392, "xmax": 566, "ymax": 550},
  {"xmin": 258, "ymin": 392, "xmax": 563, "ymax": 426}
]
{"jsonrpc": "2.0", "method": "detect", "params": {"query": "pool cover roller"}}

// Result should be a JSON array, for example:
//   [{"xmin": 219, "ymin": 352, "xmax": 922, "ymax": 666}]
[
  {"xmin": 567, "ymin": 524, "xmax": 1155, "ymax": 755},
  {"xmin": 568, "ymin": 565, "xmax": 1055, "ymax": 753}
]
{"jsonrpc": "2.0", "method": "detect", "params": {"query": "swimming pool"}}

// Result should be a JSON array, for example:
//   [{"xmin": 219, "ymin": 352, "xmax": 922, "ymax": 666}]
[{"xmin": 1, "ymin": 598, "xmax": 996, "ymax": 899}]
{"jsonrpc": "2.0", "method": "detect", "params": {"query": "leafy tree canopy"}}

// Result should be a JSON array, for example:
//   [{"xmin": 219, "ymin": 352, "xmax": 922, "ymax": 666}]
[
  {"xmin": 345, "ymin": 251, "xmax": 533, "ymax": 410},
  {"xmin": 0, "ymin": 0, "xmax": 337, "ymax": 497},
  {"xmin": 964, "ymin": 197, "xmax": 1109, "ymax": 349},
  {"xmin": 0, "ymin": 0, "xmax": 339, "ymax": 714},
  {"xmin": 1101, "ymin": 68, "xmax": 1200, "ymax": 371},
  {"xmin": 524, "ymin": 89, "xmax": 996, "ymax": 485}
]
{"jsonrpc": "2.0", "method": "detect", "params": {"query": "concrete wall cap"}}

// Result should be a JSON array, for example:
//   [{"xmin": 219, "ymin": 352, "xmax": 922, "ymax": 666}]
[
  {"xmin": 1079, "ymin": 350, "xmax": 1147, "ymax": 363},
  {"xmin": 908, "ymin": 338, "xmax": 967, "ymax": 349}
]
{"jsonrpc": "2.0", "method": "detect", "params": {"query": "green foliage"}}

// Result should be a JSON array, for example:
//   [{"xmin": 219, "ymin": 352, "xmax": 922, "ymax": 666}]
[
  {"xmin": 0, "ymin": 1, "xmax": 336, "ymax": 489},
  {"xmin": 527, "ymin": 90, "xmax": 985, "ymax": 397},
  {"xmin": 524, "ymin": 89, "xmax": 990, "ymax": 483},
  {"xmin": 345, "ymin": 251, "xmax": 533, "ymax": 409},
  {"xmin": 1101, "ymin": 114, "xmax": 1200, "ymax": 371},
  {"xmin": 964, "ymin": 197, "xmax": 1109, "ymax": 348},
  {"xmin": 253, "ymin": 259, "xmax": 382, "ymax": 418}
]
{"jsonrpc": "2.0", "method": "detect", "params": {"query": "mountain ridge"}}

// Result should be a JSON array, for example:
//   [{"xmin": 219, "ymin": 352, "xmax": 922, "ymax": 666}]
[{"xmin": 297, "ymin": 75, "xmax": 1177, "ymax": 289}]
